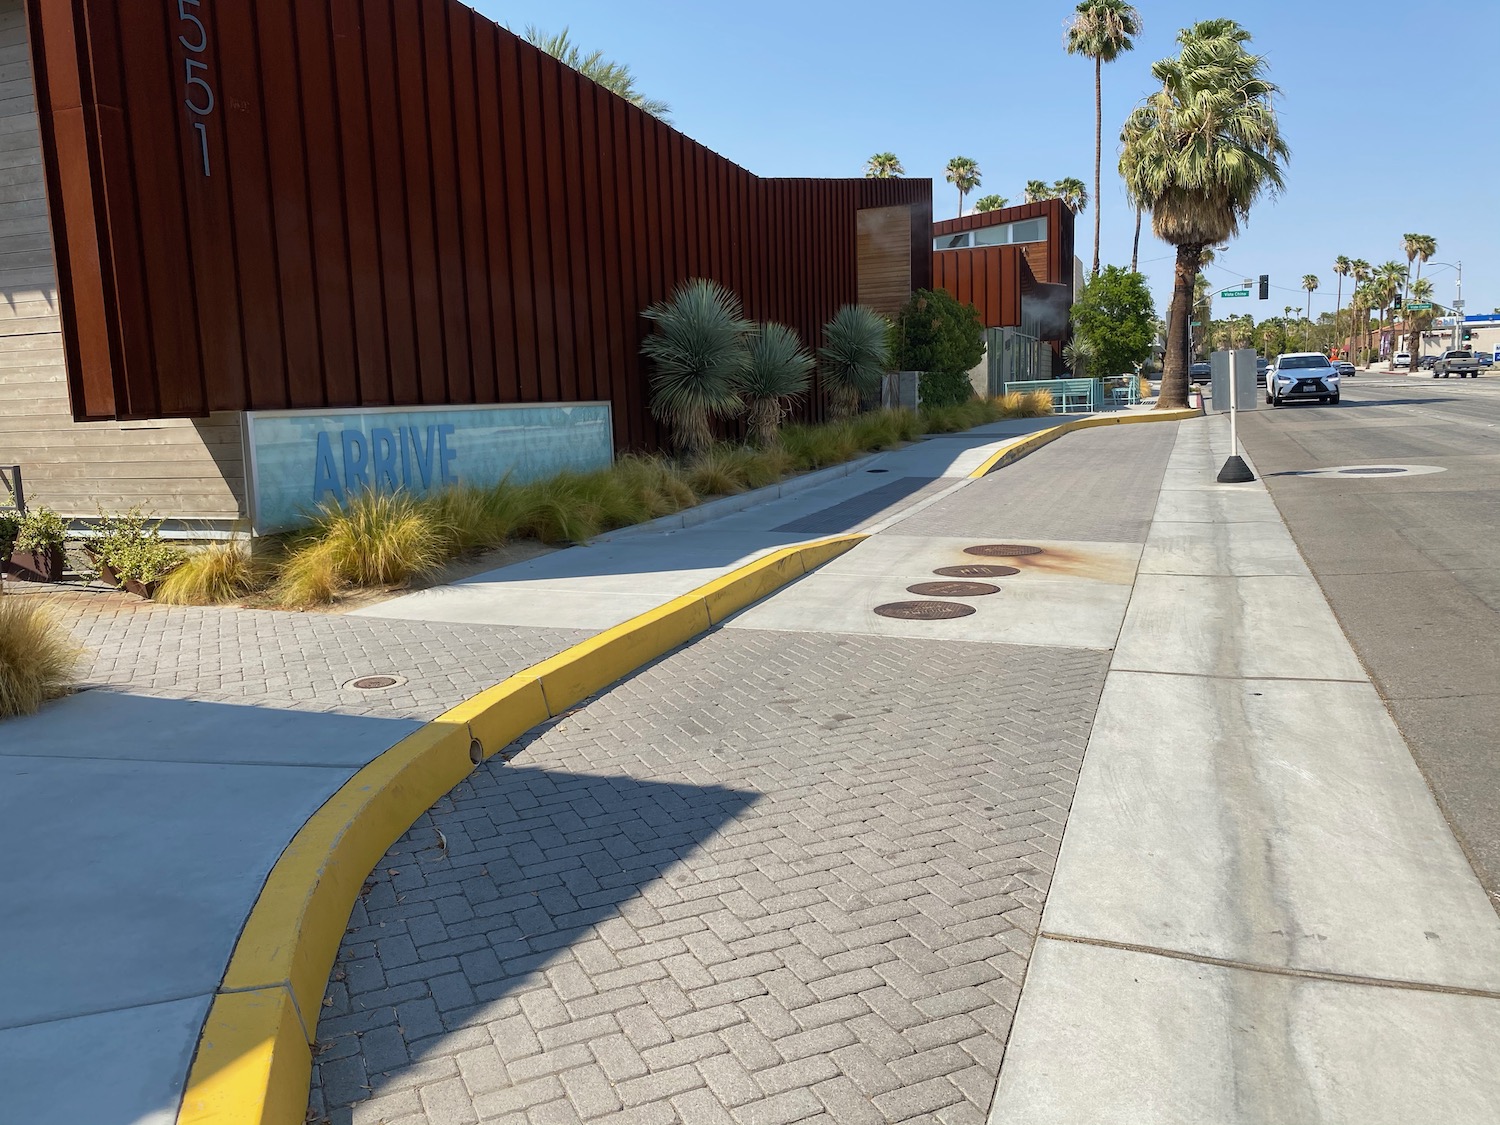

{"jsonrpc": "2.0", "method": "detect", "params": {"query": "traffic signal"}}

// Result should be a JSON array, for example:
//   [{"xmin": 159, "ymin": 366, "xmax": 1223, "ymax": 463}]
[
  {"xmin": 1392, "ymin": 297, "xmax": 1402, "ymax": 310},
  {"xmin": 1463, "ymin": 328, "xmax": 1473, "ymax": 340},
  {"xmin": 1258, "ymin": 274, "xmax": 1269, "ymax": 300}
]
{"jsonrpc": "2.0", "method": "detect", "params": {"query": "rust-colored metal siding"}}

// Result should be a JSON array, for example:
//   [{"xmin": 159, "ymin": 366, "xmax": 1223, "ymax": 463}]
[
  {"xmin": 932, "ymin": 199, "xmax": 1074, "ymax": 289},
  {"xmin": 26, "ymin": 0, "xmax": 931, "ymax": 445},
  {"xmin": 930, "ymin": 246, "xmax": 1024, "ymax": 328}
]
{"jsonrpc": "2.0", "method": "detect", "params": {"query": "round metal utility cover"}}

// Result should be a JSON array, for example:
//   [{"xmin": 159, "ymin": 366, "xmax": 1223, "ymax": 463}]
[
  {"xmin": 934, "ymin": 564, "xmax": 1020, "ymax": 579},
  {"xmin": 346, "ymin": 675, "xmax": 403, "ymax": 691},
  {"xmin": 964, "ymin": 544, "xmax": 1043, "ymax": 558},
  {"xmin": 873, "ymin": 600, "xmax": 977, "ymax": 620},
  {"xmin": 1339, "ymin": 467, "xmax": 1405, "ymax": 475},
  {"xmin": 906, "ymin": 581, "xmax": 1000, "ymax": 597}
]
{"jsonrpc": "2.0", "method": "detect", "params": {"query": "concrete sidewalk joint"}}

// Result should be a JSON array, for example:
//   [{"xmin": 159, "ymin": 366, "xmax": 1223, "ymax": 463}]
[{"xmin": 175, "ymin": 535, "xmax": 864, "ymax": 1125}]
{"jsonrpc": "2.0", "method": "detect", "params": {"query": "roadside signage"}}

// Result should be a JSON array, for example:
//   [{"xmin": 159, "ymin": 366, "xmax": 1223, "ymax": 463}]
[
  {"xmin": 1220, "ymin": 289, "xmax": 1250, "ymax": 298},
  {"xmin": 1406, "ymin": 302, "xmax": 1433, "ymax": 311}
]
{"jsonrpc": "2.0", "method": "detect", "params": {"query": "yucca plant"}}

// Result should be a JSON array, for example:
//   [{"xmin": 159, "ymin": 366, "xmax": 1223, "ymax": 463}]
[
  {"xmin": 819, "ymin": 305, "xmax": 890, "ymax": 420},
  {"xmin": 741, "ymin": 323, "xmax": 814, "ymax": 446},
  {"xmin": 641, "ymin": 278, "xmax": 752, "ymax": 456}
]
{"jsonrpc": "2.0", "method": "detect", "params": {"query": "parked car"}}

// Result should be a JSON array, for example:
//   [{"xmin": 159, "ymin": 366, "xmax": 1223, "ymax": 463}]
[
  {"xmin": 1393, "ymin": 351, "xmax": 1411, "ymax": 370},
  {"xmin": 1419, "ymin": 354, "xmax": 1440, "ymax": 370},
  {"xmin": 1189, "ymin": 361, "xmax": 1211, "ymax": 382},
  {"xmin": 1433, "ymin": 348, "xmax": 1481, "ymax": 378},
  {"xmin": 1476, "ymin": 351, "xmax": 1495, "ymax": 368},
  {"xmin": 1335, "ymin": 360, "xmax": 1355, "ymax": 378},
  {"xmin": 1267, "ymin": 352, "xmax": 1341, "ymax": 406},
  {"xmin": 1256, "ymin": 356, "xmax": 1270, "ymax": 386}
]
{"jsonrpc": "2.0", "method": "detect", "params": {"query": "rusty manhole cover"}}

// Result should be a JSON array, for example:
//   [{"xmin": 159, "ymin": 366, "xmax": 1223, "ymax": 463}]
[
  {"xmin": 965, "ymin": 544, "xmax": 1043, "ymax": 558},
  {"xmin": 347, "ymin": 675, "xmax": 402, "ymax": 691},
  {"xmin": 873, "ymin": 600, "xmax": 977, "ymax": 620},
  {"xmin": 934, "ymin": 564, "xmax": 1020, "ymax": 579},
  {"xmin": 906, "ymin": 581, "xmax": 1000, "ymax": 597}
]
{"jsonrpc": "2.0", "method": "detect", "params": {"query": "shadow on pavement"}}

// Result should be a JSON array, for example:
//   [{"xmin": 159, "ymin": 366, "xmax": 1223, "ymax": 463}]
[{"xmin": 312, "ymin": 760, "xmax": 758, "ymax": 1120}]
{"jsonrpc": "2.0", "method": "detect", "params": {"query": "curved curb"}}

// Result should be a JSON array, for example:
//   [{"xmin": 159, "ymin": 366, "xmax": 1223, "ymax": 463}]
[
  {"xmin": 967, "ymin": 407, "xmax": 1203, "ymax": 480},
  {"xmin": 175, "ymin": 533, "xmax": 865, "ymax": 1125}
]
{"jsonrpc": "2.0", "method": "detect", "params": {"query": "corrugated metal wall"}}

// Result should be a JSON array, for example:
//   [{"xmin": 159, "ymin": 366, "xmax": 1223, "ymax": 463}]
[
  {"xmin": 27, "ymin": 0, "xmax": 932, "ymax": 448},
  {"xmin": 931, "ymin": 199, "xmax": 1074, "ymax": 289}
]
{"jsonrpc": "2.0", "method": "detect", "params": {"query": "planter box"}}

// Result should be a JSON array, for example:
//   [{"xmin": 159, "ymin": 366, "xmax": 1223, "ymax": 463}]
[
  {"xmin": 6, "ymin": 545, "xmax": 65, "ymax": 582},
  {"xmin": 90, "ymin": 554, "xmax": 157, "ymax": 599}
]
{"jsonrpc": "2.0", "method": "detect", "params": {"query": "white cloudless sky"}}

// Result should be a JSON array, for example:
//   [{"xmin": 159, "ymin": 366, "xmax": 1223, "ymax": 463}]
[{"xmin": 479, "ymin": 1, "xmax": 1495, "ymax": 323}]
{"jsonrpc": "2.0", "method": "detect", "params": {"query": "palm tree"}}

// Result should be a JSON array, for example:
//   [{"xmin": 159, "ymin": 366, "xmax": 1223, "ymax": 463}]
[
  {"xmin": 1119, "ymin": 19, "xmax": 1289, "ymax": 409},
  {"xmin": 1405, "ymin": 278, "xmax": 1438, "ymax": 360},
  {"xmin": 945, "ymin": 157, "xmax": 981, "ymax": 216},
  {"xmin": 741, "ymin": 324, "xmax": 813, "ymax": 446},
  {"xmin": 1373, "ymin": 262, "xmax": 1404, "ymax": 364},
  {"xmin": 973, "ymin": 194, "xmax": 1009, "ymax": 213},
  {"xmin": 1302, "ymin": 274, "xmax": 1318, "ymax": 325},
  {"xmin": 1052, "ymin": 177, "xmax": 1090, "ymax": 213},
  {"xmin": 640, "ymin": 279, "xmax": 751, "ymax": 454},
  {"xmin": 1066, "ymin": 0, "xmax": 1143, "ymax": 276},
  {"xmin": 865, "ymin": 152, "xmax": 905, "ymax": 179},
  {"xmin": 523, "ymin": 26, "xmax": 670, "ymax": 120},
  {"xmin": 1349, "ymin": 258, "xmax": 1372, "ymax": 359},
  {"xmin": 1332, "ymin": 256, "xmax": 1351, "ymax": 359},
  {"xmin": 1403, "ymin": 233, "xmax": 1436, "ymax": 297},
  {"xmin": 1024, "ymin": 179, "xmax": 1055, "ymax": 203}
]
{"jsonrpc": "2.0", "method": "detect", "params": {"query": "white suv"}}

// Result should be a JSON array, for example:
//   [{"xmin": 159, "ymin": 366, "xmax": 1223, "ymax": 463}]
[
  {"xmin": 1267, "ymin": 353, "xmax": 1341, "ymax": 406},
  {"xmin": 1393, "ymin": 352, "xmax": 1411, "ymax": 370}
]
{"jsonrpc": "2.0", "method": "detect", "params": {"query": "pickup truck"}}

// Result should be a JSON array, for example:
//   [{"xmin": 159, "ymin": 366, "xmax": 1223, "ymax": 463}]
[{"xmin": 1433, "ymin": 349, "xmax": 1481, "ymax": 378}]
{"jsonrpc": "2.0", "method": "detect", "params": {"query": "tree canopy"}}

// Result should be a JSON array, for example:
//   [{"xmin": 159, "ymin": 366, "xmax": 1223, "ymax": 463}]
[{"xmin": 1070, "ymin": 267, "xmax": 1156, "ymax": 376}]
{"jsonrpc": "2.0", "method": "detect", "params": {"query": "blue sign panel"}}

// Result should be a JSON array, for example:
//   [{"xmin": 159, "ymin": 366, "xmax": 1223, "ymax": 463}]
[{"xmin": 245, "ymin": 402, "xmax": 613, "ymax": 533}]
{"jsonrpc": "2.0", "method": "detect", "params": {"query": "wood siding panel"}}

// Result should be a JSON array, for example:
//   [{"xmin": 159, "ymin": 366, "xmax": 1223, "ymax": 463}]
[{"xmin": 28, "ymin": 1, "xmax": 932, "ymax": 442}]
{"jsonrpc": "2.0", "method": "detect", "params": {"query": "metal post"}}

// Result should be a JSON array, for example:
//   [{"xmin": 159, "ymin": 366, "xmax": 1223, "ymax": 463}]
[
  {"xmin": 1217, "ymin": 350, "xmax": 1255, "ymax": 483},
  {"xmin": 1453, "ymin": 261, "xmax": 1463, "ymax": 350}
]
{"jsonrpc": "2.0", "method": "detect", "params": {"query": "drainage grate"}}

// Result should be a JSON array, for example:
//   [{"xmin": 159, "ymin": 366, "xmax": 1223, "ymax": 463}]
[
  {"xmin": 934, "ymin": 564, "xmax": 1020, "ymax": 579},
  {"xmin": 873, "ymin": 600, "xmax": 976, "ymax": 620},
  {"xmin": 348, "ymin": 675, "xmax": 401, "ymax": 691},
  {"xmin": 964, "ymin": 544, "xmax": 1043, "ymax": 558},
  {"xmin": 1339, "ymin": 467, "xmax": 1405, "ymax": 475},
  {"xmin": 906, "ymin": 581, "xmax": 1000, "ymax": 597}
]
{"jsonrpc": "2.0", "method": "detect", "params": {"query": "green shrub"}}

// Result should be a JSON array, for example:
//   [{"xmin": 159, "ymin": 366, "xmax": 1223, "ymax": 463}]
[
  {"xmin": 1070, "ymin": 267, "xmax": 1156, "ymax": 376},
  {"xmin": 0, "ymin": 596, "xmax": 82, "ymax": 718},
  {"xmin": 892, "ymin": 290, "xmax": 984, "ymax": 382},
  {"xmin": 918, "ymin": 368, "xmax": 975, "ymax": 409},
  {"xmin": 641, "ymin": 278, "xmax": 752, "ymax": 455},
  {"xmin": 0, "ymin": 513, "xmax": 17, "ymax": 560},
  {"xmin": 14, "ymin": 507, "xmax": 68, "ymax": 555},
  {"xmin": 88, "ymin": 507, "xmax": 186, "ymax": 587},
  {"xmin": 819, "ymin": 305, "xmax": 891, "ymax": 419}
]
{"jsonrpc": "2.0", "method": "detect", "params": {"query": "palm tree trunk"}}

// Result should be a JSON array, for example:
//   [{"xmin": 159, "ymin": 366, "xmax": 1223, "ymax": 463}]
[
  {"xmin": 1130, "ymin": 207, "xmax": 1141, "ymax": 272},
  {"xmin": 1092, "ymin": 57, "xmax": 1102, "ymax": 276},
  {"xmin": 1159, "ymin": 244, "xmax": 1202, "ymax": 411}
]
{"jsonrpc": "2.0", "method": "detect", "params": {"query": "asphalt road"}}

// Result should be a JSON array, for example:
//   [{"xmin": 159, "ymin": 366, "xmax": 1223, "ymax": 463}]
[{"xmin": 1237, "ymin": 372, "xmax": 1500, "ymax": 912}]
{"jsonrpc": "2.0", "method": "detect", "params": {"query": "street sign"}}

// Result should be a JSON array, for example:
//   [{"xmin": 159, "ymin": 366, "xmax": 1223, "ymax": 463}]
[
  {"xmin": 1406, "ymin": 302, "xmax": 1433, "ymax": 311},
  {"xmin": 1190, "ymin": 320, "xmax": 1202, "ymax": 327},
  {"xmin": 1220, "ymin": 289, "xmax": 1250, "ymax": 298}
]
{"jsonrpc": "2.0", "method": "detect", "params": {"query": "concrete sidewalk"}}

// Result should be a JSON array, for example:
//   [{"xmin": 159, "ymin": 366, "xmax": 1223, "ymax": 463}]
[
  {"xmin": 0, "ymin": 414, "xmax": 1081, "ymax": 1125},
  {"xmin": 988, "ymin": 416, "xmax": 1500, "ymax": 1123}
]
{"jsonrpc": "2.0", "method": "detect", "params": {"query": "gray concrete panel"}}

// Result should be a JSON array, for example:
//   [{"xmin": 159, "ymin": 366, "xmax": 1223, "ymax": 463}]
[
  {"xmin": 0, "ymin": 743, "xmax": 354, "ymax": 1026},
  {"xmin": 988, "ymin": 938, "xmax": 1500, "ymax": 1125},
  {"xmin": 1112, "ymin": 573, "xmax": 1367, "ymax": 681},
  {"xmin": 1138, "ymin": 519, "xmax": 1312, "ymax": 578},
  {"xmin": 1044, "ymin": 671, "xmax": 1500, "ymax": 990},
  {"xmin": 0, "ymin": 995, "xmax": 212, "ymax": 1125}
]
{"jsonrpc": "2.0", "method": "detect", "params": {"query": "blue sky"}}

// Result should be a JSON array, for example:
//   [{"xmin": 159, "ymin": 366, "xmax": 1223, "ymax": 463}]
[{"xmin": 480, "ymin": 1, "xmax": 1495, "ymax": 324}]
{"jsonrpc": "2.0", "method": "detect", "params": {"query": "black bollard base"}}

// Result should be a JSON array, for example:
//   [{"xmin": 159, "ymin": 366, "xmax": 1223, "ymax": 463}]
[{"xmin": 1217, "ymin": 455, "xmax": 1256, "ymax": 483}]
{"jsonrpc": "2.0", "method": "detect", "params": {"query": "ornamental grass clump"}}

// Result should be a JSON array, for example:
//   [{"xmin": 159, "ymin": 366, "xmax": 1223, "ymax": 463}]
[
  {"xmin": 641, "ymin": 279, "xmax": 752, "ymax": 455},
  {"xmin": 741, "ymin": 323, "xmax": 813, "ymax": 446},
  {"xmin": 156, "ymin": 542, "xmax": 268, "ymax": 606},
  {"xmin": 0, "ymin": 596, "xmax": 82, "ymax": 718},
  {"xmin": 270, "ymin": 490, "xmax": 446, "ymax": 607}
]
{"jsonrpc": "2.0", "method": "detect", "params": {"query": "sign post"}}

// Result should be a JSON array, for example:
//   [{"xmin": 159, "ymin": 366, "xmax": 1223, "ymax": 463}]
[{"xmin": 1216, "ymin": 348, "xmax": 1256, "ymax": 483}]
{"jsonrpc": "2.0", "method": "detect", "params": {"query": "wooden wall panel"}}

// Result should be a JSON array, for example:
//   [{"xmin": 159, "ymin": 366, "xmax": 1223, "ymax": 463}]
[{"xmin": 30, "ymin": 0, "xmax": 932, "ymax": 447}]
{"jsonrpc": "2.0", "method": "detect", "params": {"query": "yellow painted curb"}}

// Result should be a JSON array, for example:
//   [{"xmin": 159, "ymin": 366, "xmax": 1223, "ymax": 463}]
[
  {"xmin": 176, "ymin": 532, "xmax": 865, "ymax": 1125},
  {"xmin": 968, "ymin": 406, "xmax": 1202, "ymax": 479},
  {"xmin": 178, "ymin": 988, "xmax": 308, "ymax": 1125}
]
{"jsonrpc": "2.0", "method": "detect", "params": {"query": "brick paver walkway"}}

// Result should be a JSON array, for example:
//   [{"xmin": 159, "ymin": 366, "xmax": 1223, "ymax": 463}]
[{"xmin": 310, "ymin": 630, "xmax": 1111, "ymax": 1125}]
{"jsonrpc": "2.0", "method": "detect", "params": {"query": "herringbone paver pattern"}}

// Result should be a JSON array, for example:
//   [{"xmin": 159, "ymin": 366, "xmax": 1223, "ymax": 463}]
[
  {"xmin": 16, "ymin": 585, "xmax": 589, "ymax": 720},
  {"xmin": 310, "ymin": 629, "xmax": 1110, "ymax": 1124}
]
